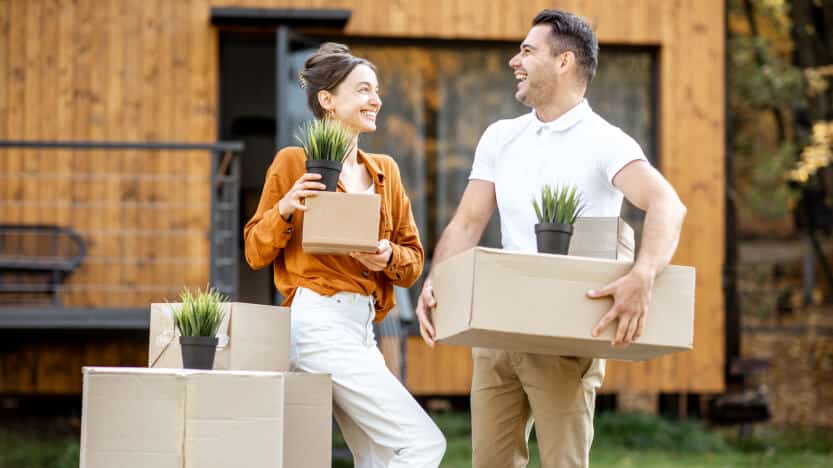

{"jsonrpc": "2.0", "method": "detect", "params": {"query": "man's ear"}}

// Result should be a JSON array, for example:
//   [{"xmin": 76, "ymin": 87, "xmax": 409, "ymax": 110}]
[{"xmin": 557, "ymin": 50, "xmax": 576, "ymax": 74}]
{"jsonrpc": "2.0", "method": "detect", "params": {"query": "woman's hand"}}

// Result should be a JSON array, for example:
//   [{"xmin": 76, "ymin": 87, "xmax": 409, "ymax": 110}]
[
  {"xmin": 350, "ymin": 239, "xmax": 393, "ymax": 272},
  {"xmin": 277, "ymin": 173, "xmax": 326, "ymax": 220}
]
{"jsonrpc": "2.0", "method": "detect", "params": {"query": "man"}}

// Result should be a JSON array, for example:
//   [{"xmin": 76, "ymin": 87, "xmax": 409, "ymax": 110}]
[{"xmin": 415, "ymin": 9, "xmax": 688, "ymax": 468}]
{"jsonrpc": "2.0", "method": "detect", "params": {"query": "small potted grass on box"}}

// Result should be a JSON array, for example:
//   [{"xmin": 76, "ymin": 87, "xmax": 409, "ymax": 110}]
[
  {"xmin": 532, "ymin": 184, "xmax": 585, "ymax": 255},
  {"xmin": 173, "ymin": 286, "xmax": 227, "ymax": 370}
]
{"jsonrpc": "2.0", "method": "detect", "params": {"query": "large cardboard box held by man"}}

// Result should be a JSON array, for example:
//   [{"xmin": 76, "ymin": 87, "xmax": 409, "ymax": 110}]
[
  {"xmin": 149, "ymin": 302, "xmax": 290, "ymax": 371},
  {"xmin": 432, "ymin": 247, "xmax": 696, "ymax": 361},
  {"xmin": 302, "ymin": 191, "xmax": 381, "ymax": 255},
  {"xmin": 80, "ymin": 367, "xmax": 332, "ymax": 468}
]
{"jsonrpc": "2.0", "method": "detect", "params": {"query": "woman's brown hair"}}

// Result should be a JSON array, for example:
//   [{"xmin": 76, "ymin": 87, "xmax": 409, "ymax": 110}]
[{"xmin": 299, "ymin": 43, "xmax": 377, "ymax": 119}]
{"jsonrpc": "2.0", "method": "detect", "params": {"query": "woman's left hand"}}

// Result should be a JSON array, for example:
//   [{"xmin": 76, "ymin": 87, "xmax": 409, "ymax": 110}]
[{"xmin": 350, "ymin": 239, "xmax": 392, "ymax": 272}]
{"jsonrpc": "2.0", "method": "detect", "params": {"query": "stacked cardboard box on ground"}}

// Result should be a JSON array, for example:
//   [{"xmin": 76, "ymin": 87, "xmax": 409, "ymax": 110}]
[
  {"xmin": 433, "ymin": 217, "xmax": 697, "ymax": 361},
  {"xmin": 80, "ymin": 303, "xmax": 332, "ymax": 468}
]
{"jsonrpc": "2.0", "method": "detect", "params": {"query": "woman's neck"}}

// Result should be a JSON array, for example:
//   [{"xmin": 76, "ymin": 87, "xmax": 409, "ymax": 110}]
[{"xmin": 343, "ymin": 134, "xmax": 360, "ymax": 166}]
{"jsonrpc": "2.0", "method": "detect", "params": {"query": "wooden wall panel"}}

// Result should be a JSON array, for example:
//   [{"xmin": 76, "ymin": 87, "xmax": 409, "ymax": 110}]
[
  {"xmin": 0, "ymin": 332, "xmax": 147, "ymax": 395},
  {"xmin": 0, "ymin": 0, "xmax": 724, "ymax": 395},
  {"xmin": 0, "ymin": 0, "xmax": 213, "ymax": 310}
]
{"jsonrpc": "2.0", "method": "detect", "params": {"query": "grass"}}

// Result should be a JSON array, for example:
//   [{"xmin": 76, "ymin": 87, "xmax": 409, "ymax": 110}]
[
  {"xmin": 0, "ymin": 425, "xmax": 79, "ymax": 468},
  {"xmin": 3, "ymin": 412, "xmax": 833, "ymax": 468}
]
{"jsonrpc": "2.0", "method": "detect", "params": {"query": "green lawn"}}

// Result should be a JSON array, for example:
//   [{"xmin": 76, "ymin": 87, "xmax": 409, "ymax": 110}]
[{"xmin": 3, "ymin": 412, "xmax": 832, "ymax": 468}]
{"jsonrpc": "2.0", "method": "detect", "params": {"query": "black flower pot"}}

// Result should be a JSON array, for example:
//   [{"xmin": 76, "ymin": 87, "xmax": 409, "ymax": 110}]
[
  {"xmin": 179, "ymin": 336, "xmax": 219, "ymax": 370},
  {"xmin": 535, "ymin": 223, "xmax": 574, "ymax": 255},
  {"xmin": 305, "ymin": 159, "xmax": 343, "ymax": 192}
]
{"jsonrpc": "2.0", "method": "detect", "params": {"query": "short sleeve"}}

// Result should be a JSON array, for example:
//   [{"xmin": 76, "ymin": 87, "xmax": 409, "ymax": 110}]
[
  {"xmin": 469, "ymin": 122, "xmax": 502, "ymax": 182},
  {"xmin": 603, "ymin": 130, "xmax": 649, "ymax": 188}
]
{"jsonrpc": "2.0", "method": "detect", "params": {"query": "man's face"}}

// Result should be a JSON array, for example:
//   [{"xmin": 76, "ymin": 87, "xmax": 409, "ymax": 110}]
[{"xmin": 508, "ymin": 25, "xmax": 570, "ymax": 108}]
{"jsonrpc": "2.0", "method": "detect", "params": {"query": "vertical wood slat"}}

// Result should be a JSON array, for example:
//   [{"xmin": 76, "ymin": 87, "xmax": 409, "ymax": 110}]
[
  {"xmin": 0, "ymin": 0, "xmax": 8, "ymax": 271},
  {"xmin": 189, "ymin": 0, "xmax": 212, "ymax": 287},
  {"xmin": 89, "ymin": 0, "xmax": 109, "ymax": 308},
  {"xmin": 0, "ymin": 0, "xmax": 7, "ymax": 144},
  {"xmin": 139, "ymin": 0, "xmax": 160, "ymax": 306},
  {"xmin": 54, "ymin": 0, "xmax": 72, "ymax": 228},
  {"xmin": 105, "ymin": 0, "xmax": 124, "ymax": 305},
  {"xmin": 156, "ymin": 0, "xmax": 174, "ymax": 296},
  {"xmin": 70, "ymin": 0, "xmax": 92, "ymax": 306},
  {"xmin": 122, "ymin": 0, "xmax": 142, "ymax": 305},
  {"xmin": 4, "ymin": 0, "xmax": 25, "ymax": 292},
  {"xmin": 22, "ymin": 0, "xmax": 40, "ymax": 235}
]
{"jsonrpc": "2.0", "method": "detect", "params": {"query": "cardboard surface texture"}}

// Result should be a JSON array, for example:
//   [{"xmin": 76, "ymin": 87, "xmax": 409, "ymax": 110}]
[
  {"xmin": 80, "ymin": 367, "xmax": 332, "ymax": 468},
  {"xmin": 302, "ymin": 191, "xmax": 381, "ymax": 255}
]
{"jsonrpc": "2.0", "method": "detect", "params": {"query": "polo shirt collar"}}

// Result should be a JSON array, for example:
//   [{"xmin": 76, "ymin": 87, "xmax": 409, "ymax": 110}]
[{"xmin": 531, "ymin": 99, "xmax": 590, "ymax": 134}]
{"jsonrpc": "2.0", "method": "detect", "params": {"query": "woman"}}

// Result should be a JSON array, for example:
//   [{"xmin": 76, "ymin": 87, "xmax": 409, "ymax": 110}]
[{"xmin": 243, "ymin": 43, "xmax": 446, "ymax": 467}]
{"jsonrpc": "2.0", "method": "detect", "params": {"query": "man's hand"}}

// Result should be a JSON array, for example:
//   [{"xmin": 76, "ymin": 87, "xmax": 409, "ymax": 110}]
[
  {"xmin": 586, "ymin": 266, "xmax": 655, "ymax": 347},
  {"xmin": 415, "ymin": 279, "xmax": 437, "ymax": 347},
  {"xmin": 350, "ymin": 239, "xmax": 392, "ymax": 272}
]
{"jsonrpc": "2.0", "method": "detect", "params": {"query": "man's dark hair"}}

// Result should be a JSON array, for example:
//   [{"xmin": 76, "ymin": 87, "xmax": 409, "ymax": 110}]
[{"xmin": 532, "ymin": 10, "xmax": 598, "ymax": 85}]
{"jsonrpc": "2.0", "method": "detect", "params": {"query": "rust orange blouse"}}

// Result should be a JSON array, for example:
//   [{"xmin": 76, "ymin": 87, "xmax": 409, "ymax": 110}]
[{"xmin": 243, "ymin": 146, "xmax": 424, "ymax": 322}]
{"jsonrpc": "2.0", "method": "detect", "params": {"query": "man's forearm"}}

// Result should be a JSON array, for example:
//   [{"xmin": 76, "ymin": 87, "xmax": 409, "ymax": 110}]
[{"xmin": 633, "ymin": 199, "xmax": 687, "ymax": 278}]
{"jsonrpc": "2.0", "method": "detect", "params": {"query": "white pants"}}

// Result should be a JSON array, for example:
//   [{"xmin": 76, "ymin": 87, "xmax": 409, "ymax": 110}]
[{"xmin": 289, "ymin": 287, "xmax": 446, "ymax": 468}]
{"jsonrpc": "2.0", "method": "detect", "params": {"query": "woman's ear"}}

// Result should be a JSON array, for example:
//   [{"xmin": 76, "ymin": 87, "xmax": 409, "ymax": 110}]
[{"xmin": 318, "ymin": 90, "xmax": 334, "ymax": 114}]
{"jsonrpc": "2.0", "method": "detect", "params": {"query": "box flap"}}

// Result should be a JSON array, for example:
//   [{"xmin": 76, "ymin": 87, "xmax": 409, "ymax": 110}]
[
  {"xmin": 185, "ymin": 373, "xmax": 285, "ymax": 468},
  {"xmin": 283, "ymin": 373, "xmax": 332, "ymax": 468},
  {"xmin": 226, "ymin": 303, "xmax": 290, "ymax": 371},
  {"xmin": 569, "ymin": 217, "xmax": 634, "ymax": 260},
  {"xmin": 81, "ymin": 369, "xmax": 185, "ymax": 468}
]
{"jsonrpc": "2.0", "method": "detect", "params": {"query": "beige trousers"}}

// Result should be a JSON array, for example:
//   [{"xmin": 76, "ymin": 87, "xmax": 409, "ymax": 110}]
[{"xmin": 471, "ymin": 348, "xmax": 605, "ymax": 468}]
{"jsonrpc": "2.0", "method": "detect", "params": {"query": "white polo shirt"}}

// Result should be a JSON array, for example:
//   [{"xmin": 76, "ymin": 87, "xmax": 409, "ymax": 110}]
[{"xmin": 470, "ymin": 99, "xmax": 648, "ymax": 253}]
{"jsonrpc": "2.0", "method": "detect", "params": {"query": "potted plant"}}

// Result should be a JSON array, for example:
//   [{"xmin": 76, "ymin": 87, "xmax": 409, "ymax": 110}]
[
  {"xmin": 172, "ymin": 286, "xmax": 227, "ymax": 370},
  {"xmin": 532, "ymin": 184, "xmax": 586, "ymax": 255},
  {"xmin": 296, "ymin": 118, "xmax": 354, "ymax": 192}
]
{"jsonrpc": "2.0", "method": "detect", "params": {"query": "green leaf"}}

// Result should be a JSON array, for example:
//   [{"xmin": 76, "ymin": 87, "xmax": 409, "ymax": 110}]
[
  {"xmin": 172, "ymin": 285, "xmax": 228, "ymax": 337},
  {"xmin": 295, "ymin": 118, "xmax": 353, "ymax": 162},
  {"xmin": 531, "ymin": 183, "xmax": 586, "ymax": 225}
]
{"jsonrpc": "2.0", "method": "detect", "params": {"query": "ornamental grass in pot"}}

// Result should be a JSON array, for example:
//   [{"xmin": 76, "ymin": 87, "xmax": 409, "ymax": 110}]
[
  {"xmin": 532, "ymin": 184, "xmax": 586, "ymax": 255},
  {"xmin": 296, "ymin": 118, "xmax": 354, "ymax": 192},
  {"xmin": 173, "ymin": 287, "xmax": 227, "ymax": 370}
]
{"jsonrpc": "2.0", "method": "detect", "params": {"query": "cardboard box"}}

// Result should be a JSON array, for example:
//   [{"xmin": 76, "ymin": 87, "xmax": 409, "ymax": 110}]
[
  {"xmin": 302, "ymin": 191, "xmax": 381, "ymax": 255},
  {"xmin": 569, "ymin": 217, "xmax": 635, "ymax": 260},
  {"xmin": 433, "ymin": 247, "xmax": 695, "ymax": 361},
  {"xmin": 80, "ymin": 367, "xmax": 332, "ymax": 468},
  {"xmin": 149, "ymin": 302, "xmax": 290, "ymax": 371}
]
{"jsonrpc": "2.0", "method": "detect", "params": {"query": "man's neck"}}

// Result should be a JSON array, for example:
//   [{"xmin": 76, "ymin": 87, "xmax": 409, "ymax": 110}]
[{"xmin": 533, "ymin": 91, "xmax": 585, "ymax": 123}]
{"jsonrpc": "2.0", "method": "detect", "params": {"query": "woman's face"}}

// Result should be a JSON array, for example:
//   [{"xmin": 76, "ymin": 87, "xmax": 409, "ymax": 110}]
[{"xmin": 320, "ymin": 64, "xmax": 382, "ymax": 134}]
